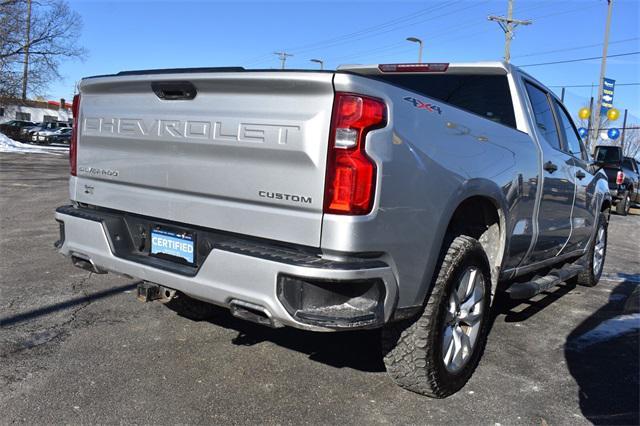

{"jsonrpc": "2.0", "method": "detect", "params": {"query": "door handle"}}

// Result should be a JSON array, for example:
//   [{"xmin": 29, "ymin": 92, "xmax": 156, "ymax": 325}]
[
  {"xmin": 576, "ymin": 170, "xmax": 586, "ymax": 180},
  {"xmin": 543, "ymin": 161, "xmax": 558, "ymax": 173}
]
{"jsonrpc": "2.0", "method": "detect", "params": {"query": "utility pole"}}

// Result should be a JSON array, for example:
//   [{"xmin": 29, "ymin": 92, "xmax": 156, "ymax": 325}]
[
  {"xmin": 488, "ymin": 0, "xmax": 531, "ymax": 63},
  {"xmin": 589, "ymin": 0, "xmax": 614, "ymax": 151},
  {"xmin": 273, "ymin": 51, "xmax": 293, "ymax": 70},
  {"xmin": 587, "ymin": 96, "xmax": 594, "ymax": 151},
  {"xmin": 21, "ymin": 0, "xmax": 32, "ymax": 100},
  {"xmin": 620, "ymin": 108, "xmax": 628, "ymax": 151}
]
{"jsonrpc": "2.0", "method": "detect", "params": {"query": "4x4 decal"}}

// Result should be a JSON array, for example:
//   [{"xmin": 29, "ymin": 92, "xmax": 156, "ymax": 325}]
[{"xmin": 403, "ymin": 96, "xmax": 442, "ymax": 114}]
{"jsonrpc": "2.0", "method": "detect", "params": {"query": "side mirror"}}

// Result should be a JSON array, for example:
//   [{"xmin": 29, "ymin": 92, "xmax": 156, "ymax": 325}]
[{"xmin": 589, "ymin": 160, "xmax": 603, "ymax": 174}]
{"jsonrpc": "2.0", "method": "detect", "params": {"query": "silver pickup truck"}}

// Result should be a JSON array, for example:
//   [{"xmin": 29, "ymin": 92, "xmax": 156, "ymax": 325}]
[{"xmin": 54, "ymin": 61, "xmax": 611, "ymax": 397}]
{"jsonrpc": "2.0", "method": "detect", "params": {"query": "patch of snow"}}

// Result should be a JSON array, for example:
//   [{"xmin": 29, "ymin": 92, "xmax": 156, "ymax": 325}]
[
  {"xmin": 568, "ymin": 313, "xmax": 640, "ymax": 350},
  {"xmin": 601, "ymin": 273, "xmax": 640, "ymax": 284},
  {"xmin": 0, "ymin": 133, "xmax": 68, "ymax": 155}
]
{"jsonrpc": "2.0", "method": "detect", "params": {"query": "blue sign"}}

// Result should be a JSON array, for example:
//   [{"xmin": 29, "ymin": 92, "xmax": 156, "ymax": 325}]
[
  {"xmin": 607, "ymin": 128, "xmax": 620, "ymax": 140},
  {"xmin": 601, "ymin": 78, "xmax": 615, "ymax": 114},
  {"xmin": 578, "ymin": 127, "xmax": 588, "ymax": 138}
]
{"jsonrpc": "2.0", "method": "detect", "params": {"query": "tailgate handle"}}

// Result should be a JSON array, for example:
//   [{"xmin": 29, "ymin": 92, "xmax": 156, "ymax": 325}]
[{"xmin": 151, "ymin": 81, "xmax": 197, "ymax": 100}]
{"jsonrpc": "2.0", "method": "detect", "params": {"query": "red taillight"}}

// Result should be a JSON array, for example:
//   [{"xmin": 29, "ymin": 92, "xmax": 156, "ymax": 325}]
[
  {"xmin": 378, "ymin": 63, "xmax": 449, "ymax": 73},
  {"xmin": 616, "ymin": 170, "xmax": 624, "ymax": 185},
  {"xmin": 70, "ymin": 94, "xmax": 80, "ymax": 176},
  {"xmin": 324, "ymin": 93, "xmax": 386, "ymax": 215}
]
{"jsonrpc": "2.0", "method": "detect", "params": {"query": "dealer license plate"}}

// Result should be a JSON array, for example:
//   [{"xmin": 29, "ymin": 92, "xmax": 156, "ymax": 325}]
[{"xmin": 150, "ymin": 227, "xmax": 195, "ymax": 264}]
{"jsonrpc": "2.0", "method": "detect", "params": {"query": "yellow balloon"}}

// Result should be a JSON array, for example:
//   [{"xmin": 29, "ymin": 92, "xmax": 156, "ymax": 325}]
[
  {"xmin": 607, "ymin": 108, "xmax": 620, "ymax": 121},
  {"xmin": 578, "ymin": 107, "xmax": 590, "ymax": 120}
]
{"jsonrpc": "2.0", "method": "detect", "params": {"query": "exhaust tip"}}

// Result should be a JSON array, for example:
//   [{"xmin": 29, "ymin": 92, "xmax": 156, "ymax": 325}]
[
  {"xmin": 229, "ymin": 300, "xmax": 281, "ymax": 328},
  {"xmin": 71, "ymin": 254, "xmax": 106, "ymax": 274}
]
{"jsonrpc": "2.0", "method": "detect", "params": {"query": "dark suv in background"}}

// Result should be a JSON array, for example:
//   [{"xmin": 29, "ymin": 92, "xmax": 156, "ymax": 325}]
[
  {"xmin": 0, "ymin": 120, "xmax": 36, "ymax": 140},
  {"xmin": 594, "ymin": 145, "xmax": 639, "ymax": 215}
]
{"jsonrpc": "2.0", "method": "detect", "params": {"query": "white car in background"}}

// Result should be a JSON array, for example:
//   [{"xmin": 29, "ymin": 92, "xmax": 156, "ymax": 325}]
[{"xmin": 33, "ymin": 122, "xmax": 71, "ymax": 144}]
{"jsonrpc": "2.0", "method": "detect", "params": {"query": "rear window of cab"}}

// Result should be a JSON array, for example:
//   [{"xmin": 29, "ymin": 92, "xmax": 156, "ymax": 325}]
[{"xmin": 372, "ymin": 74, "xmax": 517, "ymax": 129}]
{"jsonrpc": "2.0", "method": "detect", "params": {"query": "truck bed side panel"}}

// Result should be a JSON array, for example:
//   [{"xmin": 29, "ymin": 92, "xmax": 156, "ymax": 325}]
[{"xmin": 322, "ymin": 73, "xmax": 539, "ymax": 308}]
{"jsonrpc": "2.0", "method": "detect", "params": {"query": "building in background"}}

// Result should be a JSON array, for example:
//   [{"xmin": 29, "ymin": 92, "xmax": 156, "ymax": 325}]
[{"xmin": 0, "ymin": 98, "xmax": 72, "ymax": 124}]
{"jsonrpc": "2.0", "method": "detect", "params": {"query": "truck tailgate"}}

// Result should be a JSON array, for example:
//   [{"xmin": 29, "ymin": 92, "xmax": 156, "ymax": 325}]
[{"xmin": 74, "ymin": 71, "xmax": 335, "ymax": 247}]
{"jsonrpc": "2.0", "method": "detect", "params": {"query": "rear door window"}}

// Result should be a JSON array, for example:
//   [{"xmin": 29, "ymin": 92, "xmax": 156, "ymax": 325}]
[
  {"xmin": 524, "ymin": 82, "xmax": 562, "ymax": 151},
  {"xmin": 373, "ymin": 74, "xmax": 517, "ymax": 128}
]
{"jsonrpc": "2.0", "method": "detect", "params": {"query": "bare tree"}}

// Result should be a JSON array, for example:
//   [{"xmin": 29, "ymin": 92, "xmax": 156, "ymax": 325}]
[
  {"xmin": 622, "ymin": 125, "xmax": 640, "ymax": 159},
  {"xmin": 0, "ymin": 0, "xmax": 85, "ymax": 101}
]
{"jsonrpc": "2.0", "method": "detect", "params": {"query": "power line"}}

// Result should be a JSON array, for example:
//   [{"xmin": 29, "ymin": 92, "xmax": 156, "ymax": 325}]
[
  {"xmin": 289, "ymin": 0, "xmax": 487, "ymax": 57},
  {"xmin": 285, "ymin": 2, "xmax": 457, "ymax": 53},
  {"xmin": 244, "ymin": 2, "xmax": 460, "ymax": 65},
  {"xmin": 439, "ymin": 3, "xmax": 602, "ymax": 53},
  {"xmin": 514, "ymin": 37, "xmax": 640, "ymax": 59},
  {"xmin": 519, "ymin": 51, "xmax": 640, "ymax": 67},
  {"xmin": 548, "ymin": 83, "xmax": 640, "ymax": 88},
  {"xmin": 325, "ymin": 1, "xmax": 498, "ymax": 64},
  {"xmin": 243, "ymin": 3, "xmax": 453, "ymax": 66},
  {"xmin": 527, "ymin": 2, "xmax": 600, "ymax": 21},
  {"xmin": 485, "ymin": 0, "xmax": 599, "ymax": 64},
  {"xmin": 328, "ymin": 41, "xmax": 407, "ymax": 62},
  {"xmin": 248, "ymin": 0, "xmax": 493, "ymax": 67},
  {"xmin": 583, "ymin": 126, "xmax": 640, "ymax": 131}
]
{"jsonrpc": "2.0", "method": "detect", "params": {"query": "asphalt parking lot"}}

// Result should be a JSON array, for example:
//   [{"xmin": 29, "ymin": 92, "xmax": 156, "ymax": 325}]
[{"xmin": 1, "ymin": 152, "xmax": 639, "ymax": 425}]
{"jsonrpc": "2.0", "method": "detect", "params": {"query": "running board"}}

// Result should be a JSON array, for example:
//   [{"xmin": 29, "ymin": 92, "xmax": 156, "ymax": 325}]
[{"xmin": 506, "ymin": 264, "xmax": 585, "ymax": 300}]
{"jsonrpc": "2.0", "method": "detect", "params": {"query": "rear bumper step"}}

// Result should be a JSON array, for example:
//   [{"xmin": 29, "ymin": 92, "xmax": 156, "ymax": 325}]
[{"xmin": 506, "ymin": 264, "xmax": 584, "ymax": 300}]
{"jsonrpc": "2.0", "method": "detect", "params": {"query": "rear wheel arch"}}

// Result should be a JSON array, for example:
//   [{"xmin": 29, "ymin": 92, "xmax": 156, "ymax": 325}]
[
  {"xmin": 442, "ymin": 194, "xmax": 506, "ymax": 293},
  {"xmin": 412, "ymin": 182, "xmax": 508, "ymax": 310},
  {"xmin": 424, "ymin": 188, "xmax": 508, "ymax": 300}
]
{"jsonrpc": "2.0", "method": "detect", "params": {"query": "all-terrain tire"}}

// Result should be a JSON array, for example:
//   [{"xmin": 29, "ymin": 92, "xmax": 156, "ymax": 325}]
[
  {"xmin": 381, "ymin": 235, "xmax": 492, "ymax": 398},
  {"xmin": 572, "ymin": 211, "xmax": 608, "ymax": 287}
]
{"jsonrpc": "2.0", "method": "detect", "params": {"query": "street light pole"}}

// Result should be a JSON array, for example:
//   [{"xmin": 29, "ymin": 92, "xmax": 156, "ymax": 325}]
[
  {"xmin": 310, "ymin": 59, "xmax": 324, "ymax": 70},
  {"xmin": 589, "ymin": 0, "xmax": 614, "ymax": 152},
  {"xmin": 406, "ymin": 37, "xmax": 423, "ymax": 63}
]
